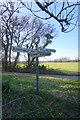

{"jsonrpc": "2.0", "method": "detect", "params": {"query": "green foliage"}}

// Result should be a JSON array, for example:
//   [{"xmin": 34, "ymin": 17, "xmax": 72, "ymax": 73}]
[
  {"xmin": 2, "ymin": 80, "xmax": 11, "ymax": 93},
  {"xmin": 2, "ymin": 74, "xmax": 80, "ymax": 119},
  {"xmin": 3, "ymin": 62, "xmax": 79, "ymax": 76},
  {"xmin": 4, "ymin": 62, "xmax": 79, "ymax": 76}
]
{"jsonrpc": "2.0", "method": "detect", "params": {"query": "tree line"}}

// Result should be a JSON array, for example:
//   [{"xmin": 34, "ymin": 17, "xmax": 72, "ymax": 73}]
[{"xmin": 0, "ymin": 0, "xmax": 79, "ymax": 70}]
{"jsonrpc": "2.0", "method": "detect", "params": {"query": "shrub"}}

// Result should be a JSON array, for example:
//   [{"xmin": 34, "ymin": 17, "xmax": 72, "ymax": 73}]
[{"xmin": 2, "ymin": 81, "xmax": 11, "ymax": 93}]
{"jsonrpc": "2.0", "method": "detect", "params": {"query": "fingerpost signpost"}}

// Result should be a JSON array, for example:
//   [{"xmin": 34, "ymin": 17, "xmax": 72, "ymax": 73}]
[{"xmin": 12, "ymin": 35, "xmax": 56, "ymax": 95}]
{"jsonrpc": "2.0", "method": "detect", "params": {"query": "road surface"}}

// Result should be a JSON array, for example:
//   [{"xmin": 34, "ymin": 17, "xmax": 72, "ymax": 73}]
[{"xmin": 1, "ymin": 71, "xmax": 79, "ymax": 80}]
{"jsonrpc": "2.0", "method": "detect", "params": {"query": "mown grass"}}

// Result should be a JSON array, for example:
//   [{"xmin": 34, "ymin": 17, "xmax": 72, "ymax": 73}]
[
  {"xmin": 40, "ymin": 62, "xmax": 79, "ymax": 75},
  {"xmin": 16, "ymin": 62, "xmax": 79, "ymax": 75},
  {"xmin": 2, "ymin": 73, "xmax": 80, "ymax": 119}
]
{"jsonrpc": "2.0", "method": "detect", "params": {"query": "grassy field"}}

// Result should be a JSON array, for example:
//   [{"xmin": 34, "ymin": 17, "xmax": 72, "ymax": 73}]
[
  {"xmin": 2, "ymin": 73, "xmax": 80, "ymax": 119},
  {"xmin": 40, "ymin": 62, "xmax": 79, "ymax": 75},
  {"xmin": 16, "ymin": 62, "xmax": 79, "ymax": 75}
]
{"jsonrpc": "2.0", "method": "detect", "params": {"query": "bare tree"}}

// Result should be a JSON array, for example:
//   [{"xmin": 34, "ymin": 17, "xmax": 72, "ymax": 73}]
[
  {"xmin": 0, "ymin": 1, "xmax": 32, "ymax": 68},
  {"xmin": 0, "ymin": 0, "xmax": 57, "ymax": 69},
  {"xmin": 22, "ymin": 17, "xmax": 57, "ymax": 66},
  {"xmin": 0, "ymin": 1, "xmax": 22, "ymax": 69},
  {"xmin": 20, "ymin": 0, "xmax": 80, "ymax": 33}
]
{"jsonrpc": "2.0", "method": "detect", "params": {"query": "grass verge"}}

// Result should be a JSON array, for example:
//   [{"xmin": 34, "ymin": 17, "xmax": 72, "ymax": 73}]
[{"xmin": 2, "ymin": 73, "xmax": 80, "ymax": 119}]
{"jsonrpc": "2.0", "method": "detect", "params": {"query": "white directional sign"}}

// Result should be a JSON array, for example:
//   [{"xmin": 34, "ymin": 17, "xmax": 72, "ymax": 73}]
[
  {"xmin": 30, "ymin": 51, "xmax": 51, "ymax": 57},
  {"xmin": 30, "ymin": 48, "xmax": 56, "ymax": 57},
  {"xmin": 39, "ymin": 48, "xmax": 56, "ymax": 53},
  {"xmin": 12, "ymin": 46, "xmax": 36, "ymax": 53},
  {"xmin": 12, "ymin": 46, "xmax": 56, "ymax": 57}
]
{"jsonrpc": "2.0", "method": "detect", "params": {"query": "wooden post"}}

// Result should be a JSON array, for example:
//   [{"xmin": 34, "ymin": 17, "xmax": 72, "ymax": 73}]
[{"xmin": 36, "ymin": 44, "xmax": 39, "ymax": 95}]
